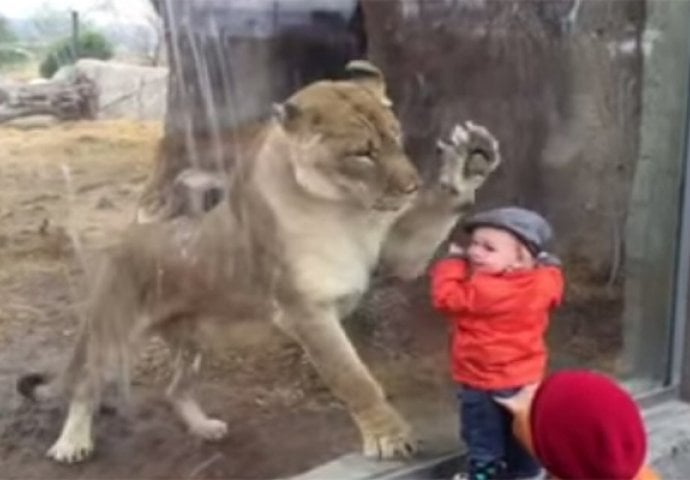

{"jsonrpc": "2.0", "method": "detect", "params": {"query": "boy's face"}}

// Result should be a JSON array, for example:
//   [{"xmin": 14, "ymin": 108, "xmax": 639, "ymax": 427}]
[{"xmin": 467, "ymin": 226, "xmax": 531, "ymax": 273}]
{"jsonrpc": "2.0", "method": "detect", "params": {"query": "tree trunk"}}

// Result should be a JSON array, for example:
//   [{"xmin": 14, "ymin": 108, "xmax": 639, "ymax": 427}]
[{"xmin": 137, "ymin": 0, "xmax": 364, "ymax": 220}]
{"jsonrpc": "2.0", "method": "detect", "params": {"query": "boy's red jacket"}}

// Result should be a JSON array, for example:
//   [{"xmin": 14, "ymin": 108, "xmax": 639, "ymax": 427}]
[{"xmin": 430, "ymin": 258, "xmax": 564, "ymax": 389}]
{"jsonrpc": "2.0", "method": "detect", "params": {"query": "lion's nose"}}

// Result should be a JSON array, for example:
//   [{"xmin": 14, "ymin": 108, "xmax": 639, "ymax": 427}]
[
  {"xmin": 400, "ymin": 177, "xmax": 419, "ymax": 194},
  {"xmin": 383, "ymin": 155, "xmax": 421, "ymax": 195},
  {"xmin": 395, "ymin": 168, "xmax": 420, "ymax": 194}
]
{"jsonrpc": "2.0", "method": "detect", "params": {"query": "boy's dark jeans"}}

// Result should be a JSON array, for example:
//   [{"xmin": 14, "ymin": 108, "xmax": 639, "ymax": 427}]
[{"xmin": 458, "ymin": 385, "xmax": 541, "ymax": 479}]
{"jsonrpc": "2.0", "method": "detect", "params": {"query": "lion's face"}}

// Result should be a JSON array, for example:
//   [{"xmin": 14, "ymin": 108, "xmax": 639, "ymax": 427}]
[{"xmin": 277, "ymin": 78, "xmax": 420, "ymax": 212}]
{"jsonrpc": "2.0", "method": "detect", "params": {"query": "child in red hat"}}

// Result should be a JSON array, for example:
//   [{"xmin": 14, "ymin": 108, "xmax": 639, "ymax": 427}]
[
  {"xmin": 430, "ymin": 206, "xmax": 564, "ymax": 480},
  {"xmin": 494, "ymin": 370, "xmax": 659, "ymax": 480}
]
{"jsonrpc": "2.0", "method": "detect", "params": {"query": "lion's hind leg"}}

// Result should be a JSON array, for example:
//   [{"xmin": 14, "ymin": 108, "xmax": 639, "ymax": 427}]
[
  {"xmin": 161, "ymin": 322, "xmax": 228, "ymax": 441},
  {"xmin": 47, "ymin": 251, "xmax": 145, "ymax": 463}
]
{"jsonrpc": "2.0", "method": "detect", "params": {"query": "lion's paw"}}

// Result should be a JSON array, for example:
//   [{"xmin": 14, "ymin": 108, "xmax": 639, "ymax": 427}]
[
  {"xmin": 47, "ymin": 433, "xmax": 94, "ymax": 463},
  {"xmin": 437, "ymin": 121, "xmax": 501, "ymax": 195},
  {"xmin": 356, "ymin": 404, "xmax": 417, "ymax": 460},
  {"xmin": 189, "ymin": 417, "xmax": 228, "ymax": 441},
  {"xmin": 362, "ymin": 427, "xmax": 417, "ymax": 460}
]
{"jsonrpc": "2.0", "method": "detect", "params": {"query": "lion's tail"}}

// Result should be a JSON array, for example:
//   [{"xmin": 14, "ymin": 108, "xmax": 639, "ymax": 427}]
[
  {"xmin": 17, "ymin": 372, "xmax": 56, "ymax": 401},
  {"xmin": 16, "ymin": 318, "xmax": 89, "ymax": 402},
  {"xmin": 18, "ymin": 250, "xmax": 144, "ymax": 404}
]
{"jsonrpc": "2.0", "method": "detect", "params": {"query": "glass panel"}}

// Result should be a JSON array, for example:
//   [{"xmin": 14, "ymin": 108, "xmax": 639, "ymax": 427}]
[{"xmin": 0, "ymin": 0, "xmax": 688, "ymax": 478}]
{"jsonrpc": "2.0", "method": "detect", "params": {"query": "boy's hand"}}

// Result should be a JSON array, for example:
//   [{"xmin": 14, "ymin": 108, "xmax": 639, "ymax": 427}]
[{"xmin": 448, "ymin": 242, "xmax": 464, "ymax": 256}]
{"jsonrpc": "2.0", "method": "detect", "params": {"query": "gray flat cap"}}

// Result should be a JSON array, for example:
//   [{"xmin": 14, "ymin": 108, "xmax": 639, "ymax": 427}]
[{"xmin": 463, "ymin": 206, "xmax": 553, "ymax": 255}]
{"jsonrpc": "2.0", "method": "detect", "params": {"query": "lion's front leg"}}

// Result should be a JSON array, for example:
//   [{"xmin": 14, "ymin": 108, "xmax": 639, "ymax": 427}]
[
  {"xmin": 380, "ymin": 122, "xmax": 501, "ymax": 279},
  {"xmin": 274, "ymin": 305, "xmax": 416, "ymax": 459}
]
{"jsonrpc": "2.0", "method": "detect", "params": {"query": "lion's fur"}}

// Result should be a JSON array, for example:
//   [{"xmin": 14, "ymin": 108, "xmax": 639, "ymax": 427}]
[{"xmin": 19, "ymin": 61, "xmax": 501, "ymax": 463}]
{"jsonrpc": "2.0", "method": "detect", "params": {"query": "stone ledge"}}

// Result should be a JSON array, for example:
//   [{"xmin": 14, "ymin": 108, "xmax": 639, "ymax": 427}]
[
  {"xmin": 291, "ymin": 399, "xmax": 690, "ymax": 480},
  {"xmin": 646, "ymin": 400, "xmax": 690, "ymax": 476},
  {"xmin": 287, "ymin": 451, "xmax": 459, "ymax": 480}
]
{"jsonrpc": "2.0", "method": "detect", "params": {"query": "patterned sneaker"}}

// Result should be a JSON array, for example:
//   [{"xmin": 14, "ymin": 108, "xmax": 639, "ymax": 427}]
[{"xmin": 452, "ymin": 460, "xmax": 505, "ymax": 480}]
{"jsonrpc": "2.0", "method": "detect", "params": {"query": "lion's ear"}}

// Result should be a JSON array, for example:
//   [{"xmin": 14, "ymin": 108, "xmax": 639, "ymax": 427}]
[
  {"xmin": 272, "ymin": 101, "xmax": 301, "ymax": 130},
  {"xmin": 345, "ymin": 59, "xmax": 392, "ymax": 108}
]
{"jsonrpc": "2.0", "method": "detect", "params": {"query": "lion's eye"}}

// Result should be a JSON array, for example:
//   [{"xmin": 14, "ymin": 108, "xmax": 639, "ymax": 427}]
[
  {"xmin": 346, "ymin": 155, "xmax": 375, "ymax": 168},
  {"xmin": 340, "ymin": 154, "xmax": 376, "ymax": 178},
  {"xmin": 352, "ymin": 142, "xmax": 376, "ymax": 158}
]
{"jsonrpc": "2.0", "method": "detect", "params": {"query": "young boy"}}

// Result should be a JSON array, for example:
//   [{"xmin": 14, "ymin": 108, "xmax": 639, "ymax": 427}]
[{"xmin": 430, "ymin": 206, "xmax": 564, "ymax": 480}]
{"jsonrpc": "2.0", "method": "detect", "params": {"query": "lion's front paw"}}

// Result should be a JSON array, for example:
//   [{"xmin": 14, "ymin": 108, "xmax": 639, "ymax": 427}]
[
  {"xmin": 47, "ymin": 432, "xmax": 94, "ymax": 463},
  {"xmin": 355, "ymin": 403, "xmax": 417, "ymax": 460},
  {"xmin": 437, "ymin": 121, "xmax": 501, "ymax": 195}
]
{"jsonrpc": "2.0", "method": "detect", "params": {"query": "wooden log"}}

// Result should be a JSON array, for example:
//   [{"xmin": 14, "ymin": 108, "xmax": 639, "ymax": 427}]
[{"xmin": 0, "ymin": 73, "xmax": 99, "ymax": 123}]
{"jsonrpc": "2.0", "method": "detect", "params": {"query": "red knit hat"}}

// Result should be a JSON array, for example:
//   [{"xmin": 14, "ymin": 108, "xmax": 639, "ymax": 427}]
[{"xmin": 530, "ymin": 370, "xmax": 647, "ymax": 480}]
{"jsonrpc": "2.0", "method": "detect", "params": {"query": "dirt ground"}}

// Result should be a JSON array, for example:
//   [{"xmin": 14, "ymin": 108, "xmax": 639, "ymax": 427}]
[{"xmin": 0, "ymin": 118, "xmax": 622, "ymax": 479}]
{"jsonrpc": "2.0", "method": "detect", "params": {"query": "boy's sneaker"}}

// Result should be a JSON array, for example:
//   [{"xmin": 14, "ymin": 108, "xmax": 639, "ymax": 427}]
[
  {"xmin": 453, "ymin": 468, "xmax": 545, "ymax": 480},
  {"xmin": 451, "ymin": 460, "xmax": 504, "ymax": 480}
]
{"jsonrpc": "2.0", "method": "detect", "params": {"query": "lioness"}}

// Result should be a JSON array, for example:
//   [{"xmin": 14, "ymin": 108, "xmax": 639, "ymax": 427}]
[{"xmin": 18, "ymin": 60, "xmax": 500, "ymax": 463}]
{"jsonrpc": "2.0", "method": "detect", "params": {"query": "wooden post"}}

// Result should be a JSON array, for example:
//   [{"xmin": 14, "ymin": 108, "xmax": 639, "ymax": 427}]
[{"xmin": 71, "ymin": 10, "xmax": 79, "ymax": 59}]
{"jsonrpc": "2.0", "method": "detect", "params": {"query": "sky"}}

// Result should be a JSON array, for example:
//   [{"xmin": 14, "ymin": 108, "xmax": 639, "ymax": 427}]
[
  {"xmin": 0, "ymin": 0, "xmax": 352, "ymax": 21},
  {"xmin": 0, "ymin": 0, "xmax": 153, "ymax": 23}
]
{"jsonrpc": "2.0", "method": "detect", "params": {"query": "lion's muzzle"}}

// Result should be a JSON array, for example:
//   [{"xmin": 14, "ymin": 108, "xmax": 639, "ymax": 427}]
[{"xmin": 383, "ymin": 156, "xmax": 420, "ymax": 196}]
